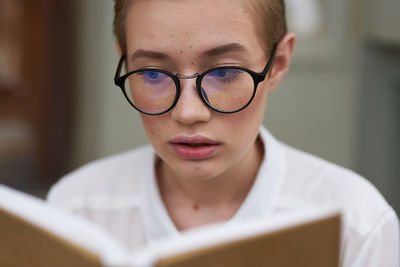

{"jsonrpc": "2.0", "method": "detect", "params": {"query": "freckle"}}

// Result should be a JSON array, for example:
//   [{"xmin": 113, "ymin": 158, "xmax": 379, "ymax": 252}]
[
  {"xmin": 191, "ymin": 62, "xmax": 194, "ymax": 65},
  {"xmin": 180, "ymin": 50, "xmax": 183, "ymax": 54},
  {"xmin": 150, "ymin": 130, "xmax": 154, "ymax": 135},
  {"xmin": 193, "ymin": 204, "xmax": 199, "ymax": 211}
]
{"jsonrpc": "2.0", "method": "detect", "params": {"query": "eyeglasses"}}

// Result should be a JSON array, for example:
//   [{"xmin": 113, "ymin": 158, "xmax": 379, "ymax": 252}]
[{"xmin": 114, "ymin": 46, "xmax": 277, "ymax": 115}]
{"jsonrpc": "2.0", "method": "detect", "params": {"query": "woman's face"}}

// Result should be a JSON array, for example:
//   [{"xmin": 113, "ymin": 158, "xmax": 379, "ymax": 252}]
[{"xmin": 124, "ymin": 0, "xmax": 275, "ymax": 180}]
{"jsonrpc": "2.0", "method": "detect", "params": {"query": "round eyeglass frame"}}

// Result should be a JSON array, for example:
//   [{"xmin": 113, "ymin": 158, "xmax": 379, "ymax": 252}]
[{"xmin": 114, "ymin": 46, "xmax": 277, "ymax": 115}]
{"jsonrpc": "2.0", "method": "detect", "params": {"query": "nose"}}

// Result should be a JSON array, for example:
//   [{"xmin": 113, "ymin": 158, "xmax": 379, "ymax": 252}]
[{"xmin": 171, "ymin": 75, "xmax": 211, "ymax": 125}]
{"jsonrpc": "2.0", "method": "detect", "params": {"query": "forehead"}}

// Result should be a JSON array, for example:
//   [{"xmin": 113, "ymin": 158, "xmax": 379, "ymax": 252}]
[{"xmin": 125, "ymin": 0, "xmax": 264, "ymax": 57}]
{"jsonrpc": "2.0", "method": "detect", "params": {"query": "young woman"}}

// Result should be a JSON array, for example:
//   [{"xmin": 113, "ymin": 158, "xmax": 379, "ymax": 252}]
[{"xmin": 48, "ymin": 0, "xmax": 399, "ymax": 266}]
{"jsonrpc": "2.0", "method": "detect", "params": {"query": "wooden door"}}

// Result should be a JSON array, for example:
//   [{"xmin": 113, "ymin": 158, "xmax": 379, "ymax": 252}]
[{"xmin": 0, "ymin": 0, "xmax": 76, "ymax": 193}]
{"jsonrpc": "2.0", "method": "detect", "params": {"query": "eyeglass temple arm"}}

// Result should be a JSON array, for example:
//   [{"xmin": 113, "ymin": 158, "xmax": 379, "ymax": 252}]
[
  {"xmin": 261, "ymin": 44, "xmax": 278, "ymax": 76},
  {"xmin": 114, "ymin": 55, "xmax": 126, "ymax": 85}
]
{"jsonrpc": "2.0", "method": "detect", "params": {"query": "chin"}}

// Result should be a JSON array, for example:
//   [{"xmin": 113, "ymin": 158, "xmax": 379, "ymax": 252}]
[{"xmin": 167, "ymin": 158, "xmax": 227, "ymax": 181}]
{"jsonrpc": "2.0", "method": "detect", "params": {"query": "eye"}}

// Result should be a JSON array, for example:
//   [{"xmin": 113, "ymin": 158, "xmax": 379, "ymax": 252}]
[
  {"xmin": 213, "ymin": 69, "xmax": 228, "ymax": 78},
  {"xmin": 141, "ymin": 70, "xmax": 169, "ymax": 84},
  {"xmin": 146, "ymin": 71, "xmax": 159, "ymax": 79},
  {"xmin": 207, "ymin": 68, "xmax": 242, "ymax": 82}
]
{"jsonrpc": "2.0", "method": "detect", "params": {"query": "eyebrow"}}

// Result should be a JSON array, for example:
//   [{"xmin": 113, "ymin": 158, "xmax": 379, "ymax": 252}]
[
  {"xmin": 129, "ymin": 42, "xmax": 249, "ymax": 63},
  {"xmin": 130, "ymin": 50, "xmax": 170, "ymax": 62},
  {"xmin": 203, "ymin": 43, "xmax": 248, "ymax": 57}
]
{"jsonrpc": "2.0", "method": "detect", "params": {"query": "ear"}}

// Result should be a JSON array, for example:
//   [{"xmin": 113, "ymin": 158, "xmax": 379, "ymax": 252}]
[
  {"xmin": 115, "ymin": 42, "xmax": 123, "ymax": 57},
  {"xmin": 267, "ymin": 33, "xmax": 296, "ymax": 91}
]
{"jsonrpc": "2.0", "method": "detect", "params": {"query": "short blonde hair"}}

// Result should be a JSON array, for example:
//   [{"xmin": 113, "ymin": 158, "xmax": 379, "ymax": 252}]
[{"xmin": 113, "ymin": 0, "xmax": 287, "ymax": 54}]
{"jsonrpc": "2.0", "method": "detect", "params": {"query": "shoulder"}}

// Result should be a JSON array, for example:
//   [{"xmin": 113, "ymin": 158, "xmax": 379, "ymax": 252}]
[
  {"xmin": 278, "ymin": 143, "xmax": 399, "ymax": 265},
  {"xmin": 279, "ymin": 143, "xmax": 397, "ymax": 235},
  {"xmin": 47, "ymin": 145, "xmax": 154, "ymax": 206}
]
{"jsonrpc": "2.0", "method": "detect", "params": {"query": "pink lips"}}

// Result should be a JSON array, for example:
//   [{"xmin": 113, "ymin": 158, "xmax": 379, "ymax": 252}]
[{"xmin": 169, "ymin": 135, "xmax": 221, "ymax": 160}]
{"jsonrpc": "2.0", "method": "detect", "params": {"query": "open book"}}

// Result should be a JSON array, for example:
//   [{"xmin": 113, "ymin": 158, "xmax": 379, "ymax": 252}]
[{"xmin": 0, "ymin": 185, "xmax": 340, "ymax": 267}]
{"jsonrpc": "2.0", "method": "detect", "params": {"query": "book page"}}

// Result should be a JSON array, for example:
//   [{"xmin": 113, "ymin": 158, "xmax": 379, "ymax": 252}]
[{"xmin": 0, "ymin": 185, "xmax": 128, "ymax": 267}]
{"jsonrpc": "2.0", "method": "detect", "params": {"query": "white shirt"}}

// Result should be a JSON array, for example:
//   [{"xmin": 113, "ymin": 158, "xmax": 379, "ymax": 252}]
[{"xmin": 47, "ymin": 126, "xmax": 399, "ymax": 267}]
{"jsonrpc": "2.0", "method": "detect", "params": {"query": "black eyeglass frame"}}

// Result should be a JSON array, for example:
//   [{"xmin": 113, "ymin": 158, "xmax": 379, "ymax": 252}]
[{"xmin": 114, "ymin": 45, "xmax": 277, "ymax": 115}]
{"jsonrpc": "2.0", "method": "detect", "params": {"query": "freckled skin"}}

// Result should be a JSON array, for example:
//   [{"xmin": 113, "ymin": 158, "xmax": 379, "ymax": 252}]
[
  {"xmin": 122, "ymin": 0, "xmax": 295, "ymax": 230},
  {"xmin": 125, "ymin": 0, "xmax": 271, "ymax": 181}
]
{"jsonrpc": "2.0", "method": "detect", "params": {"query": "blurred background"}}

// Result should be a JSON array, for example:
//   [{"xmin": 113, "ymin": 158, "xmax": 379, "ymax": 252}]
[{"xmin": 0, "ymin": 0, "xmax": 399, "ymax": 215}]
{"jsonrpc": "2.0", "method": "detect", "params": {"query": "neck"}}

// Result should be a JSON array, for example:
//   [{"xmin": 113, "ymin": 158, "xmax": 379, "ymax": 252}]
[{"xmin": 156, "ymin": 135, "xmax": 264, "ymax": 229}]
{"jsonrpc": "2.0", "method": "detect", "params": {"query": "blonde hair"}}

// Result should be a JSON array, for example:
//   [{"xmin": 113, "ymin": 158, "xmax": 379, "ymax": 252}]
[{"xmin": 113, "ymin": 0, "xmax": 287, "ymax": 54}]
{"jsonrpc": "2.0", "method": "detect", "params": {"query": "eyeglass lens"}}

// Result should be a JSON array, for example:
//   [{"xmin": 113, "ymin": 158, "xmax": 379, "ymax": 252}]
[
  {"xmin": 124, "ymin": 68, "xmax": 254, "ymax": 114},
  {"xmin": 201, "ymin": 69, "xmax": 253, "ymax": 112},
  {"xmin": 124, "ymin": 71, "xmax": 176, "ymax": 114}
]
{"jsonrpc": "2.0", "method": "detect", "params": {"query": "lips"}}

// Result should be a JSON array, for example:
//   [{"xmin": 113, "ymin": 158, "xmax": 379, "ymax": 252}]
[{"xmin": 169, "ymin": 136, "xmax": 221, "ymax": 160}]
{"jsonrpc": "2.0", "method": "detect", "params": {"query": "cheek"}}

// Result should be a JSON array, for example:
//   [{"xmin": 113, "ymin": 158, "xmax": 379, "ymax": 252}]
[
  {"xmin": 140, "ymin": 116, "xmax": 155, "ymax": 135},
  {"xmin": 219, "ymin": 95, "xmax": 267, "ymax": 147},
  {"xmin": 139, "ymin": 115, "xmax": 167, "ymax": 143},
  {"xmin": 229, "ymin": 87, "xmax": 268, "ymax": 127},
  {"xmin": 249, "ymin": 84, "xmax": 269, "ymax": 123}
]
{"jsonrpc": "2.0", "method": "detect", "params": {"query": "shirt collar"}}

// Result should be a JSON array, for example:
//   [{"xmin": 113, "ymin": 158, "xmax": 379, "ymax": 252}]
[
  {"xmin": 142, "ymin": 125, "xmax": 286, "ymax": 244},
  {"xmin": 227, "ymin": 126, "xmax": 285, "ymax": 224}
]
